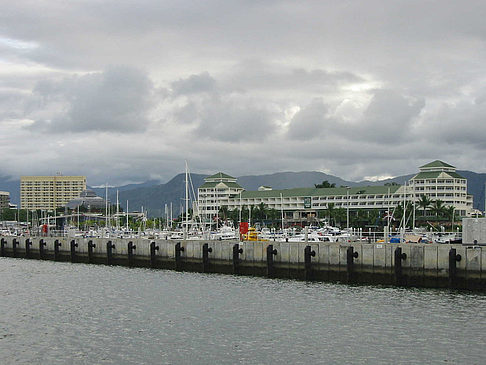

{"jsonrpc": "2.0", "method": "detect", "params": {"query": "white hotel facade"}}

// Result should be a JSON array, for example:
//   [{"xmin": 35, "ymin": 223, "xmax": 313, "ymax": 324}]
[{"xmin": 197, "ymin": 161, "xmax": 474, "ymax": 222}]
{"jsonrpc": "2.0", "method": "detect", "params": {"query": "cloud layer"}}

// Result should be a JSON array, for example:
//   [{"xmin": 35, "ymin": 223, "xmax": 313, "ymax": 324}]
[{"xmin": 1, "ymin": 1, "xmax": 486, "ymax": 185}]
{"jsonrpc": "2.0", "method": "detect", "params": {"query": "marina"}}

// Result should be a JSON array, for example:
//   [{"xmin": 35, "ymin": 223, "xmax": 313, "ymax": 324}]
[{"xmin": 3, "ymin": 1, "xmax": 486, "ymax": 363}]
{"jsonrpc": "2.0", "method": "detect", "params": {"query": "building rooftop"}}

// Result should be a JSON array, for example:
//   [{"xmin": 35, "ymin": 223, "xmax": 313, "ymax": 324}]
[
  {"xmin": 66, "ymin": 189, "xmax": 106, "ymax": 210},
  {"xmin": 419, "ymin": 160, "xmax": 455, "ymax": 169},
  {"xmin": 240, "ymin": 185, "xmax": 401, "ymax": 199},
  {"xmin": 206, "ymin": 172, "xmax": 236, "ymax": 180},
  {"xmin": 200, "ymin": 181, "xmax": 243, "ymax": 189},
  {"xmin": 412, "ymin": 171, "xmax": 465, "ymax": 180}
]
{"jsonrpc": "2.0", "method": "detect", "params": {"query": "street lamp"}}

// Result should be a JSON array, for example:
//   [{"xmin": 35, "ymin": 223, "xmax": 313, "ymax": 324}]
[
  {"xmin": 239, "ymin": 191, "xmax": 242, "ymax": 226},
  {"xmin": 346, "ymin": 186, "xmax": 350, "ymax": 233}
]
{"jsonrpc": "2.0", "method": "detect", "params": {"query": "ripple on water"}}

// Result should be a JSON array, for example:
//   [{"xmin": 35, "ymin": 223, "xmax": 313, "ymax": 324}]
[{"xmin": 0, "ymin": 258, "xmax": 485, "ymax": 364}]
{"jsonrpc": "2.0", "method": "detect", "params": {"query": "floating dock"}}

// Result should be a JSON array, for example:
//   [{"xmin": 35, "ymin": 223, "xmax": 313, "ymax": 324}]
[{"xmin": 1, "ymin": 236, "xmax": 484, "ymax": 291}]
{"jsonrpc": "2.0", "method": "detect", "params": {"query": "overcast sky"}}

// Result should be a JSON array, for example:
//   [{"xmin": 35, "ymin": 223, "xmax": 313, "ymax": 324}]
[{"xmin": 1, "ymin": 0, "xmax": 486, "ymax": 186}]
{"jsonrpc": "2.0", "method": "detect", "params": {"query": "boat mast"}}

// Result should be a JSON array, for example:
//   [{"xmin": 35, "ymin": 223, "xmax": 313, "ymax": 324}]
[
  {"xmin": 165, "ymin": 204, "xmax": 168, "ymax": 229},
  {"xmin": 126, "ymin": 200, "xmax": 129, "ymax": 232},
  {"xmin": 387, "ymin": 187, "xmax": 391, "ymax": 243},
  {"xmin": 401, "ymin": 182, "xmax": 407, "ymax": 243},
  {"xmin": 105, "ymin": 183, "xmax": 108, "ymax": 230},
  {"xmin": 116, "ymin": 190, "xmax": 119, "ymax": 230},
  {"xmin": 185, "ymin": 160, "xmax": 189, "ymax": 239},
  {"xmin": 280, "ymin": 193, "xmax": 284, "ymax": 233}
]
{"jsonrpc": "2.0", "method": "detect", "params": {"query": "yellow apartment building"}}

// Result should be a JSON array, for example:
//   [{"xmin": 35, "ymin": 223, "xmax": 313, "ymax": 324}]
[{"xmin": 21, "ymin": 175, "xmax": 87, "ymax": 210}]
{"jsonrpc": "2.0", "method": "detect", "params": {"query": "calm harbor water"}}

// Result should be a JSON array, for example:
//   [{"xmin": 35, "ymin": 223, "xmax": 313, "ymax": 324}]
[{"xmin": 0, "ymin": 257, "xmax": 485, "ymax": 364}]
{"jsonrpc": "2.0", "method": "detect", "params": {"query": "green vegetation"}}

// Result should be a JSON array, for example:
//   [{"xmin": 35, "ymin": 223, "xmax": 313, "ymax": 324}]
[
  {"xmin": 214, "ymin": 195, "xmax": 461, "ymax": 231},
  {"xmin": 314, "ymin": 180, "xmax": 336, "ymax": 188}
]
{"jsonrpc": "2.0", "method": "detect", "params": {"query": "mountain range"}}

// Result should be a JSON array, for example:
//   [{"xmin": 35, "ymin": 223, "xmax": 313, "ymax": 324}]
[{"xmin": 2, "ymin": 170, "xmax": 486, "ymax": 216}]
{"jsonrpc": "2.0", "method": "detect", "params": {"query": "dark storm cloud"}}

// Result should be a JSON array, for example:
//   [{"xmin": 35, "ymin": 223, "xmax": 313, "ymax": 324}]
[
  {"xmin": 286, "ymin": 90, "xmax": 425, "ymax": 144},
  {"xmin": 28, "ymin": 66, "xmax": 154, "ymax": 133},
  {"xmin": 356, "ymin": 90, "xmax": 425, "ymax": 142},
  {"xmin": 223, "ymin": 60, "xmax": 364, "ymax": 93},
  {"xmin": 171, "ymin": 72, "xmax": 217, "ymax": 96},
  {"xmin": 287, "ymin": 99, "xmax": 333, "ymax": 140},
  {"xmin": 2, "ymin": 1, "xmax": 486, "ymax": 183},
  {"xmin": 172, "ymin": 96, "xmax": 277, "ymax": 142},
  {"xmin": 423, "ymin": 95, "xmax": 486, "ymax": 147}
]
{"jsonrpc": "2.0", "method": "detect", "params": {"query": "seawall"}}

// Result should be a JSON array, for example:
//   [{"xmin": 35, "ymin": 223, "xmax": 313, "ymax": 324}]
[{"xmin": 1, "ymin": 236, "xmax": 485, "ymax": 291}]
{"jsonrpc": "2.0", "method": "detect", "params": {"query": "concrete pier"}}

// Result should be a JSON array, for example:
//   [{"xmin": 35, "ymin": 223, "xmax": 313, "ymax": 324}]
[{"xmin": 0, "ymin": 236, "xmax": 485, "ymax": 291}]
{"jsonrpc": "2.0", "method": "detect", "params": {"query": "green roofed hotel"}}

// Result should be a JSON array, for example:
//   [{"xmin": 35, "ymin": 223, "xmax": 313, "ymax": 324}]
[
  {"xmin": 197, "ymin": 161, "xmax": 474, "ymax": 224},
  {"xmin": 197, "ymin": 172, "xmax": 244, "ymax": 219}
]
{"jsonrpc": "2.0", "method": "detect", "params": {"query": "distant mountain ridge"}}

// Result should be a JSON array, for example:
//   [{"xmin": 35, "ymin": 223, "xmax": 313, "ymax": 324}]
[
  {"xmin": 101, "ymin": 170, "xmax": 486, "ymax": 217},
  {"xmin": 104, "ymin": 173, "xmax": 207, "ymax": 217},
  {"xmin": 90, "ymin": 179, "xmax": 161, "ymax": 199},
  {"xmin": 2, "ymin": 169, "xmax": 486, "ymax": 216},
  {"xmin": 236, "ymin": 171, "xmax": 353, "ymax": 191}
]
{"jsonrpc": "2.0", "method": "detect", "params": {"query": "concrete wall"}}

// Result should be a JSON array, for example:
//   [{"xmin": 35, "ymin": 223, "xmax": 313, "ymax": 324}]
[
  {"xmin": 463, "ymin": 218, "xmax": 486, "ymax": 244},
  {"xmin": 1, "ymin": 236, "xmax": 485, "ymax": 290}
]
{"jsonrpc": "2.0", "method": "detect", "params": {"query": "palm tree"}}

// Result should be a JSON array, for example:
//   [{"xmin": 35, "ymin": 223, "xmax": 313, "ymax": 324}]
[
  {"xmin": 393, "ymin": 203, "xmax": 403, "ymax": 227},
  {"xmin": 416, "ymin": 194, "xmax": 431, "ymax": 217},
  {"xmin": 219, "ymin": 206, "xmax": 229, "ymax": 221},
  {"xmin": 267, "ymin": 208, "xmax": 279, "ymax": 222},
  {"xmin": 430, "ymin": 199, "xmax": 446, "ymax": 218},
  {"xmin": 325, "ymin": 203, "xmax": 335, "ymax": 225},
  {"xmin": 444, "ymin": 205, "xmax": 455, "ymax": 222},
  {"xmin": 227, "ymin": 208, "xmax": 239, "ymax": 226},
  {"xmin": 257, "ymin": 202, "xmax": 267, "ymax": 220},
  {"xmin": 333, "ymin": 208, "xmax": 346, "ymax": 227},
  {"xmin": 352, "ymin": 209, "xmax": 369, "ymax": 228}
]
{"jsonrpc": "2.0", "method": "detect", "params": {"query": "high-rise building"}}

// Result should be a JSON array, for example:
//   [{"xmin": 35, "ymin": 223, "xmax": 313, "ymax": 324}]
[
  {"xmin": 0, "ymin": 191, "xmax": 9, "ymax": 210},
  {"xmin": 20, "ymin": 175, "xmax": 87, "ymax": 210}
]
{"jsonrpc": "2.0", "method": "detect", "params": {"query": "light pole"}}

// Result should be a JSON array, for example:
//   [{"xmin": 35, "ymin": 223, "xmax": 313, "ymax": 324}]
[
  {"xmin": 239, "ymin": 191, "xmax": 242, "ymax": 226},
  {"xmin": 451, "ymin": 207, "xmax": 455, "ymax": 232},
  {"xmin": 280, "ymin": 193, "xmax": 284, "ymax": 234},
  {"xmin": 346, "ymin": 186, "xmax": 350, "ymax": 233}
]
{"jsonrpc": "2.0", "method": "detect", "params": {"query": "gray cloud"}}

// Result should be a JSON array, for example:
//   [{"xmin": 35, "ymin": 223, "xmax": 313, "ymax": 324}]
[
  {"xmin": 422, "ymin": 95, "xmax": 486, "ymax": 147},
  {"xmin": 357, "ymin": 90, "xmax": 425, "ymax": 142},
  {"xmin": 287, "ymin": 99, "xmax": 334, "ymax": 141},
  {"xmin": 171, "ymin": 72, "xmax": 217, "ymax": 96},
  {"xmin": 1, "ymin": 1, "xmax": 486, "ymax": 185},
  {"xmin": 28, "ymin": 66, "xmax": 154, "ymax": 133},
  {"xmin": 222, "ymin": 60, "xmax": 364, "ymax": 93},
  {"xmin": 172, "ymin": 95, "xmax": 278, "ymax": 142},
  {"xmin": 0, "ymin": 90, "xmax": 28, "ymax": 121}
]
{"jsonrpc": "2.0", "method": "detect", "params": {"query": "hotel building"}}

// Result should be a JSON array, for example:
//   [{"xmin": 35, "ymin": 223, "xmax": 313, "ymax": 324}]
[
  {"xmin": 20, "ymin": 175, "xmax": 87, "ymax": 210},
  {"xmin": 197, "ymin": 161, "xmax": 474, "ymax": 223},
  {"xmin": 197, "ymin": 172, "xmax": 244, "ymax": 219}
]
